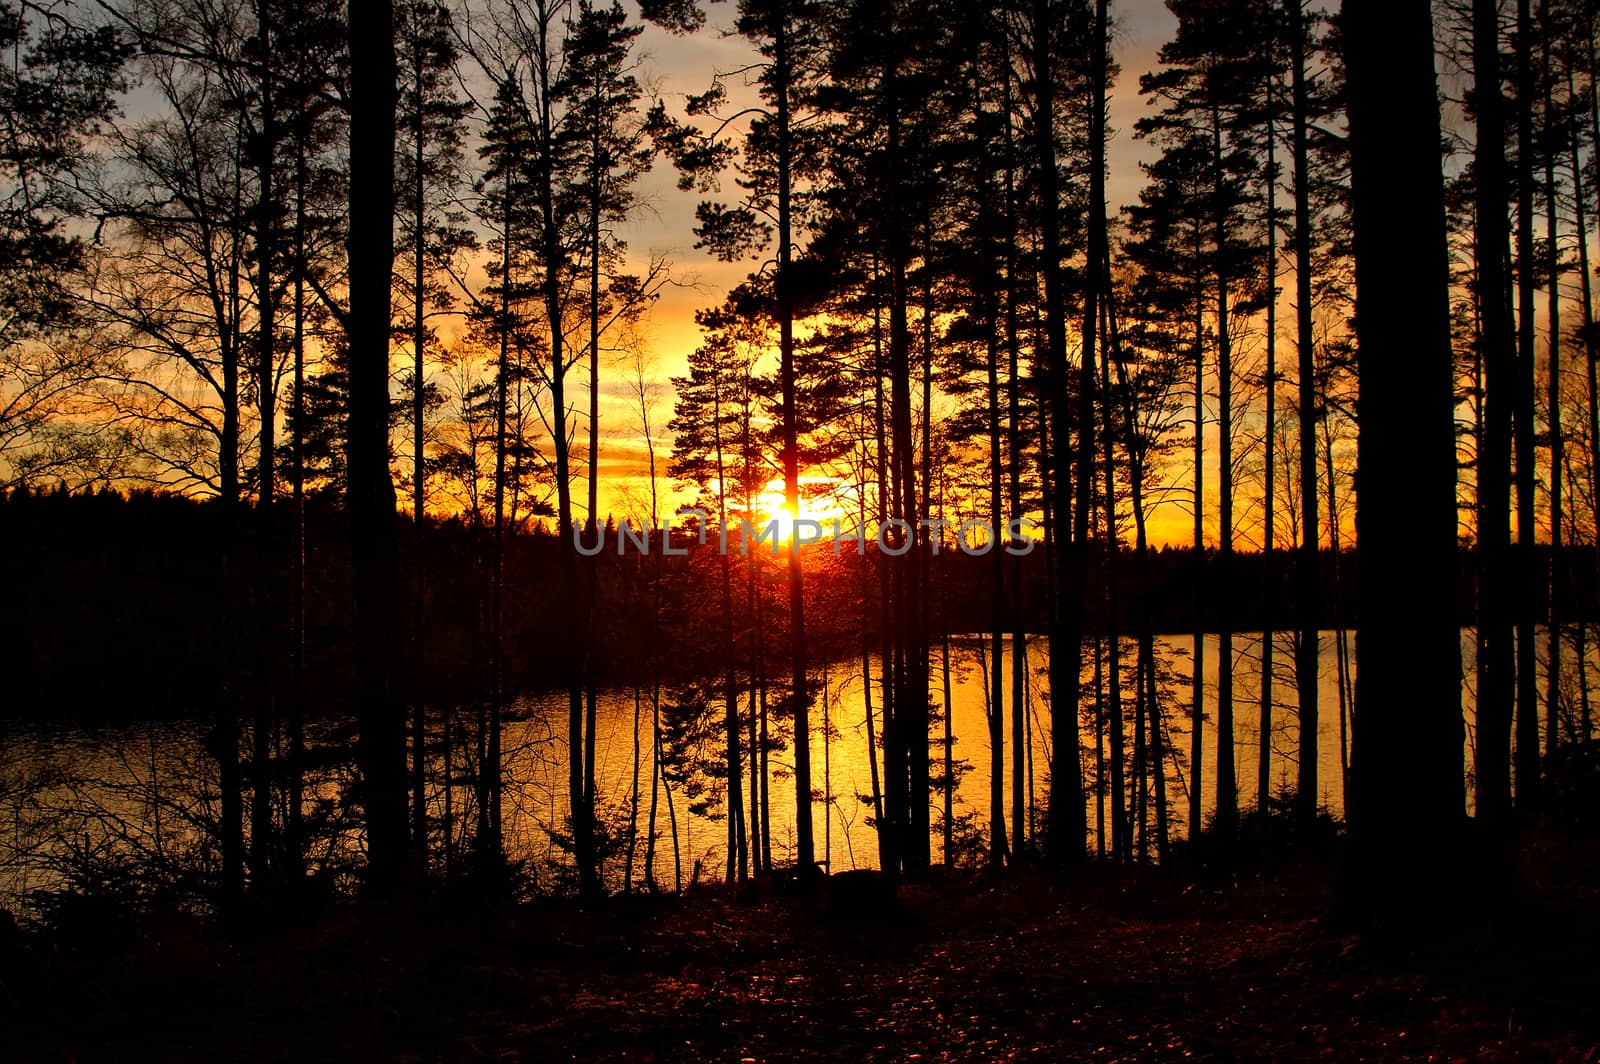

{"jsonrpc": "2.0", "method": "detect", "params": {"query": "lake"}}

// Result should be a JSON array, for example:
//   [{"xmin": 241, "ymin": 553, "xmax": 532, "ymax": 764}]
[{"xmin": 2, "ymin": 628, "xmax": 1516, "ymax": 903}]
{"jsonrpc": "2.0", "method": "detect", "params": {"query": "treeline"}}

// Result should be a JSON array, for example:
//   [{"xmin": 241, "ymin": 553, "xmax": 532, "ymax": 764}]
[
  {"xmin": 9, "ymin": 485, "xmax": 1449, "ymax": 708},
  {"xmin": 1, "ymin": 0, "xmax": 1597, "ymax": 925},
  {"xmin": 23, "ymin": 485, "xmax": 1600, "ymax": 720}
]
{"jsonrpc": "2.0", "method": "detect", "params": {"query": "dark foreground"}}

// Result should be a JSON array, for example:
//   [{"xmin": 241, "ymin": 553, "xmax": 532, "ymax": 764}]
[{"xmin": 4, "ymin": 862, "xmax": 1596, "ymax": 1062}]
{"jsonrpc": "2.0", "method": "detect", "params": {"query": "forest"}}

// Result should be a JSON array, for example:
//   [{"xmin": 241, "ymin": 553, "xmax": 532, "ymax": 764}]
[{"xmin": 1, "ymin": 0, "xmax": 1598, "ymax": 1057}]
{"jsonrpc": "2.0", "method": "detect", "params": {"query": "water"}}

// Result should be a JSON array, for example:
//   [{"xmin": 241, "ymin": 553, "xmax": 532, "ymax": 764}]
[
  {"xmin": 526, "ymin": 630, "xmax": 1367, "ymax": 882},
  {"xmin": 2, "ymin": 628, "xmax": 1519, "ymax": 902}
]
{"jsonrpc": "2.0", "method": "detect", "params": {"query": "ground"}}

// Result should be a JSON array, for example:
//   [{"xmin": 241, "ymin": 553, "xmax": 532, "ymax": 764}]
[{"xmin": 4, "ymin": 861, "xmax": 1595, "ymax": 1061}]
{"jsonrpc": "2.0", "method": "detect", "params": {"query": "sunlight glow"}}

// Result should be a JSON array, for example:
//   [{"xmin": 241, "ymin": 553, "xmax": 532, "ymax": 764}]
[{"xmin": 755, "ymin": 478, "xmax": 846, "ymax": 544}]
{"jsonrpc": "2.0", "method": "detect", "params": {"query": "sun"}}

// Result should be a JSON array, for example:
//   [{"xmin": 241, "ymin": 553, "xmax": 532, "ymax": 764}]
[{"xmin": 755, "ymin": 477, "xmax": 846, "ymax": 545}]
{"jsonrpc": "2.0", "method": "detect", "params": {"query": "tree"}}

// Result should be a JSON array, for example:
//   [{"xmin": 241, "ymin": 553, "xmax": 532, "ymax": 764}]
[
  {"xmin": 1082, "ymin": 0, "xmax": 1116, "ymax": 861},
  {"xmin": 460, "ymin": 0, "xmax": 597, "ymax": 891},
  {"xmin": 1137, "ymin": 0, "xmax": 1267, "ymax": 846},
  {"xmin": 557, "ymin": 0, "xmax": 654, "ymax": 537},
  {"xmin": 347, "ymin": 0, "xmax": 407, "ymax": 891},
  {"xmin": 670, "ymin": 303, "xmax": 760, "ymax": 882},
  {"xmin": 1107, "ymin": 261, "xmax": 1189, "ymax": 862},
  {"xmin": 85, "ymin": 0, "xmax": 254, "ymax": 500},
  {"xmin": 461, "ymin": 73, "xmax": 538, "ymax": 866},
  {"xmin": 1343, "ymin": 0, "xmax": 1465, "ymax": 927},
  {"xmin": 88, "ymin": 0, "xmax": 293, "ymax": 900},
  {"xmin": 1541, "ymin": 0, "xmax": 1565, "ymax": 762},
  {"xmin": 1513, "ymin": 0, "xmax": 1541, "ymax": 805},
  {"xmin": 1127, "ymin": 132, "xmax": 1211, "ymax": 847},
  {"xmin": 1473, "ymin": 0, "xmax": 1518, "ymax": 827},
  {"xmin": 1024, "ymin": 0, "xmax": 1088, "ymax": 866},
  {"xmin": 395, "ymin": 0, "xmax": 474, "ymax": 859},
  {"xmin": 1256, "ymin": 0, "xmax": 1281, "ymax": 821},
  {"xmin": 667, "ymin": 0, "xmax": 831, "ymax": 877},
  {"xmin": 1285, "ymin": 0, "xmax": 1320, "ymax": 824},
  {"xmin": 458, "ymin": 0, "xmax": 684, "ymax": 894},
  {"xmin": 0, "ymin": 0, "xmax": 127, "ymax": 486},
  {"xmin": 558, "ymin": 0, "xmax": 672, "ymax": 895},
  {"xmin": 936, "ymin": 0, "xmax": 1012, "ymax": 865}
]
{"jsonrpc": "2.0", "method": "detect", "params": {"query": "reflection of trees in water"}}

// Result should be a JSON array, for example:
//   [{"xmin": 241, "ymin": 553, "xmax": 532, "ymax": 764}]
[
  {"xmin": 1, "ymin": 720, "xmax": 366, "ymax": 912},
  {"xmin": 6, "ymin": 627, "xmax": 1461, "ymax": 914}
]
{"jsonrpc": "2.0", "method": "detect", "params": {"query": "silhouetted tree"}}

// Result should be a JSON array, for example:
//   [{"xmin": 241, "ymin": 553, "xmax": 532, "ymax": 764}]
[
  {"xmin": 667, "ymin": 0, "xmax": 831, "ymax": 877},
  {"xmin": 395, "ymin": 0, "xmax": 474, "ymax": 859},
  {"xmin": 347, "ymin": 0, "xmax": 408, "ymax": 891},
  {"xmin": 0, "ymin": 0, "xmax": 127, "ymax": 484},
  {"xmin": 1474, "ymin": 0, "xmax": 1518, "ymax": 827},
  {"xmin": 1343, "ymin": 0, "xmax": 1466, "ymax": 929},
  {"xmin": 1022, "ymin": 0, "xmax": 1088, "ymax": 866}
]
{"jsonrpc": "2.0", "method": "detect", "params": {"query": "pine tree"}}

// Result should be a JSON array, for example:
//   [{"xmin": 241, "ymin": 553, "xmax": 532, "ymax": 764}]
[
  {"xmin": 348, "ymin": 0, "xmax": 408, "ymax": 892},
  {"xmin": 670, "ymin": 304, "xmax": 762, "ymax": 882},
  {"xmin": 1137, "ymin": 0, "xmax": 1270, "ymax": 848},
  {"xmin": 1344, "ymin": 0, "xmax": 1465, "ymax": 931},
  {"xmin": 665, "ymin": 0, "xmax": 832, "ymax": 877},
  {"xmin": 395, "ymin": 0, "xmax": 473, "ymax": 857},
  {"xmin": 1474, "ymin": 0, "xmax": 1518, "ymax": 827}
]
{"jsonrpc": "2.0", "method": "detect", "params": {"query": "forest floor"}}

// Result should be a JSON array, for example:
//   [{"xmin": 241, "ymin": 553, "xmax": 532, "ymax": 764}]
[{"xmin": 4, "ymin": 856, "xmax": 1598, "ymax": 1062}]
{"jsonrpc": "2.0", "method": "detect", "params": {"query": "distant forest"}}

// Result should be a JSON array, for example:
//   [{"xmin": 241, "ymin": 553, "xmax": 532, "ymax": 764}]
[
  {"xmin": 13, "ymin": 486, "xmax": 1600, "ymax": 717},
  {"xmin": 0, "ymin": 0, "xmax": 1594, "ymax": 933}
]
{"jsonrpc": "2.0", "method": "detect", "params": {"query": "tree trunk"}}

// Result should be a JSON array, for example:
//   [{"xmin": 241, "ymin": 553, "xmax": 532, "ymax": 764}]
[
  {"xmin": 1289, "ymin": 0, "xmax": 1321, "ymax": 824},
  {"xmin": 1100, "ymin": 279, "xmax": 1125, "ymax": 861},
  {"xmin": 774, "ymin": 15, "xmax": 815, "ymax": 878},
  {"xmin": 348, "ymin": 0, "xmax": 406, "ymax": 892},
  {"xmin": 534, "ymin": 9, "xmax": 596, "ymax": 895},
  {"xmin": 1037, "ymin": 0, "xmax": 1087, "ymax": 863},
  {"xmin": 986, "ymin": 282, "xmax": 1007, "ymax": 865},
  {"xmin": 1342, "ymin": 0, "xmax": 1466, "ymax": 928},
  {"xmin": 410, "ymin": 28, "xmax": 428, "ymax": 860},
  {"xmin": 1259, "ymin": 63, "xmax": 1277, "ymax": 820},
  {"xmin": 1543, "ymin": 15, "xmax": 1562, "ymax": 762},
  {"xmin": 873, "ymin": 269, "xmax": 900, "ymax": 872},
  {"xmin": 1513, "ymin": 0, "xmax": 1541, "ymax": 805},
  {"xmin": 1003, "ymin": 41, "xmax": 1028, "ymax": 858},
  {"xmin": 1569, "ymin": 52, "xmax": 1598, "ymax": 748},
  {"xmin": 250, "ymin": 0, "xmax": 279, "ymax": 882},
  {"xmin": 484, "ymin": 181, "xmax": 512, "ymax": 866},
  {"xmin": 1211, "ymin": 98, "xmax": 1238, "ymax": 848},
  {"xmin": 288, "ymin": 93, "xmax": 307, "ymax": 878},
  {"xmin": 715, "ymin": 380, "xmax": 747, "ymax": 882},
  {"xmin": 1107, "ymin": 270, "xmax": 1163, "ymax": 862},
  {"xmin": 1190, "ymin": 213, "xmax": 1206, "ymax": 845},
  {"xmin": 1473, "ymin": 0, "xmax": 1517, "ymax": 827}
]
